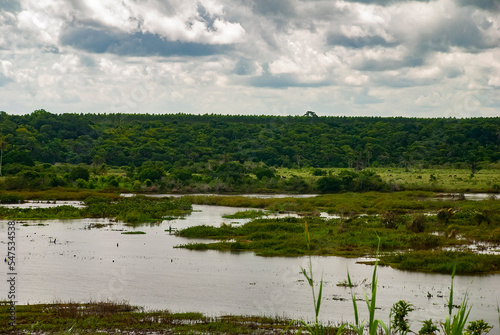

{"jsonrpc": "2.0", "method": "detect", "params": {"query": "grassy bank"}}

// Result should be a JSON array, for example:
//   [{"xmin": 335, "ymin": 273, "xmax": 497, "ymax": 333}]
[
  {"xmin": 0, "ymin": 189, "xmax": 122, "ymax": 202},
  {"xmin": 0, "ymin": 195, "xmax": 192, "ymax": 223},
  {"xmin": 0, "ymin": 302, "xmax": 315, "ymax": 334}
]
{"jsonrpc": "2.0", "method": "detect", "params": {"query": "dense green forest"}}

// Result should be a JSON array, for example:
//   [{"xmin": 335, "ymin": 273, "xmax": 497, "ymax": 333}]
[
  {"xmin": 2, "ymin": 110, "xmax": 499, "ymax": 168},
  {"xmin": 0, "ymin": 110, "xmax": 499, "ymax": 193}
]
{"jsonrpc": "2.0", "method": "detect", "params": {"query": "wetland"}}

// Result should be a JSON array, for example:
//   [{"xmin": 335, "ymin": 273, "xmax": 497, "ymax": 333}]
[{"xmin": 1, "ymin": 192, "xmax": 499, "ymax": 333}]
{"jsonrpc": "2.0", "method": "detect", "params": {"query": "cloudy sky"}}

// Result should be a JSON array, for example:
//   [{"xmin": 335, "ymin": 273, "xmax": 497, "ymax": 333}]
[{"xmin": 0, "ymin": 0, "xmax": 499, "ymax": 117}]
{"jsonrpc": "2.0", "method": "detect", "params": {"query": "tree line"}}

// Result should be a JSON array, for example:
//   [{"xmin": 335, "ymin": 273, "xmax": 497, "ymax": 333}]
[{"xmin": 1, "ymin": 110, "xmax": 498, "ymax": 172}]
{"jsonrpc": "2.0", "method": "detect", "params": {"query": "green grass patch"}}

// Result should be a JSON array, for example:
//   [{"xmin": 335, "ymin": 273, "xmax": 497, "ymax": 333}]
[
  {"xmin": 0, "ymin": 195, "xmax": 193, "ymax": 223},
  {"xmin": 379, "ymin": 250, "xmax": 500, "ymax": 274},
  {"xmin": 0, "ymin": 302, "xmax": 312, "ymax": 334},
  {"xmin": 222, "ymin": 209, "xmax": 269, "ymax": 219},
  {"xmin": 121, "ymin": 231, "xmax": 146, "ymax": 234},
  {"xmin": 176, "ymin": 207, "xmax": 500, "ymax": 273}
]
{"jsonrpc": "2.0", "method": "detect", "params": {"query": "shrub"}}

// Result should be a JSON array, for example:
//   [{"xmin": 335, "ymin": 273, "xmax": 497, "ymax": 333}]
[
  {"xmin": 408, "ymin": 214, "xmax": 427, "ymax": 233},
  {"xmin": 69, "ymin": 166, "xmax": 90, "ymax": 181}
]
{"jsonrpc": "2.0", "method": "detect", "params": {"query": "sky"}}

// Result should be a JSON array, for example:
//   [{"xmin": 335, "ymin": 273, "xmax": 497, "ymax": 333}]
[{"xmin": 0, "ymin": 0, "xmax": 499, "ymax": 117}]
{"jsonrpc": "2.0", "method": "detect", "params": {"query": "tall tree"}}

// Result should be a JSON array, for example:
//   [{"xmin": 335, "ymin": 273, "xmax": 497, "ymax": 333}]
[{"xmin": 0, "ymin": 135, "xmax": 7, "ymax": 177}]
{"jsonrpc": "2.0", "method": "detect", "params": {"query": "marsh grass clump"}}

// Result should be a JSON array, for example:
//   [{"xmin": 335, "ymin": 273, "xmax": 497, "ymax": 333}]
[
  {"xmin": 0, "ymin": 301, "xmax": 307, "ymax": 334},
  {"xmin": 175, "ymin": 206, "xmax": 500, "ymax": 273},
  {"xmin": 84, "ymin": 195, "xmax": 192, "ymax": 223},
  {"xmin": 222, "ymin": 210, "xmax": 269, "ymax": 219},
  {"xmin": 0, "ymin": 193, "xmax": 24, "ymax": 204},
  {"xmin": 380, "ymin": 250, "xmax": 500, "ymax": 274},
  {"xmin": 48, "ymin": 301, "xmax": 136, "ymax": 318},
  {"xmin": 0, "ymin": 194, "xmax": 192, "ymax": 223},
  {"xmin": 345, "ymin": 238, "xmax": 388, "ymax": 335},
  {"xmin": 442, "ymin": 267, "xmax": 471, "ymax": 335}
]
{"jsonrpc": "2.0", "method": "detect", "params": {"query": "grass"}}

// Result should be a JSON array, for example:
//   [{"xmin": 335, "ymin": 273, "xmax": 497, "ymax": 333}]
[
  {"xmin": 288, "ymin": 226, "xmax": 482, "ymax": 335},
  {"xmin": 0, "ymin": 195, "xmax": 193, "ymax": 223},
  {"xmin": 175, "ymin": 211, "xmax": 500, "ymax": 274},
  {"xmin": 0, "ymin": 189, "xmax": 121, "ymax": 201},
  {"xmin": 379, "ymin": 250, "xmax": 500, "ymax": 274},
  {"xmin": 0, "ymin": 301, "xmax": 319, "ymax": 334},
  {"xmin": 121, "ymin": 231, "xmax": 146, "ymax": 234},
  {"xmin": 345, "ymin": 238, "xmax": 388, "ymax": 335},
  {"xmin": 222, "ymin": 209, "xmax": 270, "ymax": 219},
  {"xmin": 276, "ymin": 167, "xmax": 500, "ymax": 193},
  {"xmin": 442, "ymin": 267, "xmax": 471, "ymax": 335},
  {"xmin": 183, "ymin": 191, "xmax": 500, "ymax": 217}
]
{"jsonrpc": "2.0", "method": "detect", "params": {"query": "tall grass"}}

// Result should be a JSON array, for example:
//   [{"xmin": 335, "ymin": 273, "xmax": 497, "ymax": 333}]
[
  {"xmin": 298, "ymin": 222, "xmax": 325, "ymax": 335},
  {"xmin": 442, "ymin": 267, "xmax": 471, "ymax": 335},
  {"xmin": 282, "ymin": 222, "xmax": 342, "ymax": 335},
  {"xmin": 346, "ymin": 237, "xmax": 388, "ymax": 335}
]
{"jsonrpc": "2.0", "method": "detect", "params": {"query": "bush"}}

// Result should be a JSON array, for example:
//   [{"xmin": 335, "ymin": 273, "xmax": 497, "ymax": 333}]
[
  {"xmin": 69, "ymin": 166, "xmax": 90, "ymax": 181},
  {"xmin": 0, "ymin": 193, "xmax": 24, "ymax": 204},
  {"xmin": 75, "ymin": 178, "xmax": 88, "ymax": 189},
  {"xmin": 317, "ymin": 176, "xmax": 342, "ymax": 193},
  {"xmin": 408, "ymin": 214, "xmax": 427, "ymax": 233}
]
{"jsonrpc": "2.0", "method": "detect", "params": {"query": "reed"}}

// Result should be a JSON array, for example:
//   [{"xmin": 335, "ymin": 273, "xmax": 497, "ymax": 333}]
[
  {"xmin": 346, "ymin": 237, "xmax": 388, "ymax": 335},
  {"xmin": 442, "ymin": 267, "xmax": 471, "ymax": 335}
]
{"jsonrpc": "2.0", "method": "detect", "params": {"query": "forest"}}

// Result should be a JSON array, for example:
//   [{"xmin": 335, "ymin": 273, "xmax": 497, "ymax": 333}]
[{"xmin": 0, "ymin": 110, "xmax": 499, "ymax": 193}]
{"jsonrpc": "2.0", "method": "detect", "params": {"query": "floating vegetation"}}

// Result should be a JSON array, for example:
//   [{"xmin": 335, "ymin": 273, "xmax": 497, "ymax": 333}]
[
  {"xmin": 163, "ymin": 216, "xmax": 186, "ymax": 220},
  {"xmin": 84, "ymin": 223, "xmax": 112, "ymax": 229},
  {"xmin": 21, "ymin": 223, "xmax": 47, "ymax": 227},
  {"xmin": 121, "ymin": 231, "xmax": 146, "ymax": 235}
]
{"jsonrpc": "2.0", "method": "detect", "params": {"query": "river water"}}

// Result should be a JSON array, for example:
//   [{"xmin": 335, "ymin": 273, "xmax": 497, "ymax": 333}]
[{"xmin": 0, "ymin": 204, "xmax": 499, "ymax": 330}]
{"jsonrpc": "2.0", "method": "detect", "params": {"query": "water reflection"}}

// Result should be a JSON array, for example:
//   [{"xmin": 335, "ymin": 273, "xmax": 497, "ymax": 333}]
[{"xmin": 0, "ymin": 204, "xmax": 498, "ymax": 330}]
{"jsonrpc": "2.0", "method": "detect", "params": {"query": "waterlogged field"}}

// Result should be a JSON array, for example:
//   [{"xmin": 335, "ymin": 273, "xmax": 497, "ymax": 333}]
[{"xmin": 0, "ymin": 192, "xmax": 500, "ymax": 330}]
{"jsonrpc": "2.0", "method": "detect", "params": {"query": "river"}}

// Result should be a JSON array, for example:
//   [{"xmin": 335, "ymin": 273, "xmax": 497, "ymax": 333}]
[{"xmin": 0, "ymin": 204, "xmax": 499, "ymax": 330}]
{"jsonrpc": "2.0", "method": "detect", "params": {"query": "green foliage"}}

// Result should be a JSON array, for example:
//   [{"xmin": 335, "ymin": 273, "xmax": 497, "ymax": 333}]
[
  {"xmin": 465, "ymin": 320, "xmax": 492, "ymax": 335},
  {"xmin": 419, "ymin": 319, "xmax": 439, "ymax": 335},
  {"xmin": 408, "ymin": 214, "xmax": 427, "ymax": 233},
  {"xmin": 346, "ymin": 239, "xmax": 388, "ymax": 335},
  {"xmin": 2, "ymin": 113, "xmax": 499, "ymax": 180},
  {"xmin": 69, "ymin": 166, "xmax": 90, "ymax": 181},
  {"xmin": 170, "ymin": 169, "xmax": 192, "ymax": 182},
  {"xmin": 0, "ymin": 193, "xmax": 24, "ymax": 204},
  {"xmin": 0, "ymin": 194, "xmax": 192, "ymax": 223},
  {"xmin": 253, "ymin": 166, "xmax": 276, "ymax": 180},
  {"xmin": 0, "ymin": 301, "xmax": 308, "ymax": 334},
  {"xmin": 312, "ymin": 168, "xmax": 327, "ymax": 176},
  {"xmin": 380, "ymin": 251, "xmax": 500, "ymax": 274},
  {"xmin": 138, "ymin": 165, "xmax": 164, "ymax": 182},
  {"xmin": 175, "ymin": 193, "xmax": 500, "ymax": 273},
  {"xmin": 283, "ymin": 222, "xmax": 329, "ymax": 335},
  {"xmin": 442, "ymin": 267, "xmax": 471, "ymax": 335},
  {"xmin": 221, "ymin": 210, "xmax": 268, "ymax": 219},
  {"xmin": 437, "ymin": 208, "xmax": 454, "ymax": 224},
  {"xmin": 390, "ymin": 300, "xmax": 414, "ymax": 335},
  {"xmin": 317, "ymin": 175, "xmax": 343, "ymax": 193}
]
